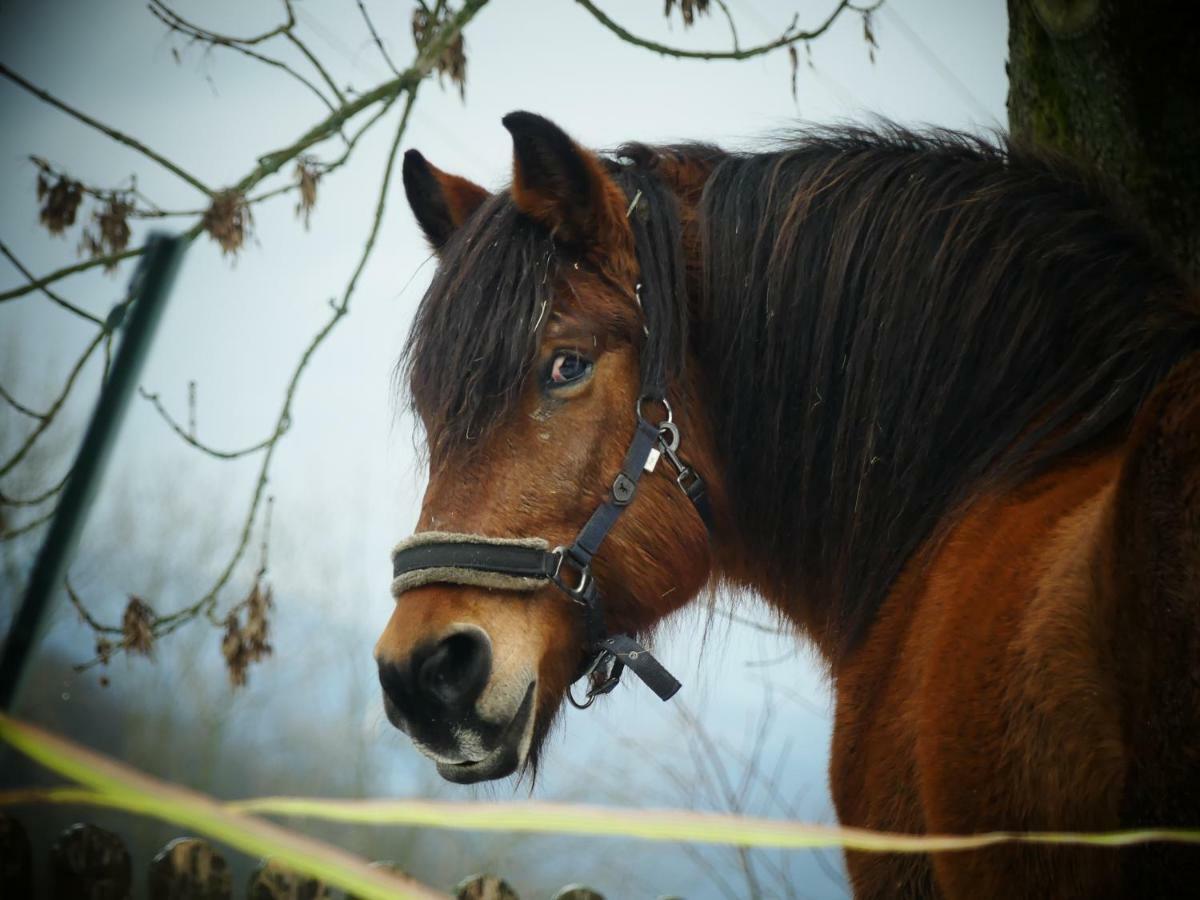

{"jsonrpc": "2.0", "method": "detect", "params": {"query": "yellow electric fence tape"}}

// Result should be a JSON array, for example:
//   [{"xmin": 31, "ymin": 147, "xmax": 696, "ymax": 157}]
[{"xmin": 4, "ymin": 711, "xmax": 1200, "ymax": 869}]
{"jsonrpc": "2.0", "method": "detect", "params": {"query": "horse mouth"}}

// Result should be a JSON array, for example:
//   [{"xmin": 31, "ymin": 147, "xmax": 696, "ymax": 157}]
[{"xmin": 435, "ymin": 682, "xmax": 537, "ymax": 784}]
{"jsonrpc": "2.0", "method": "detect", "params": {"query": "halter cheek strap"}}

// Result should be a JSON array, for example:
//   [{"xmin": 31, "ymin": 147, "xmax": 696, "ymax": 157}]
[{"xmin": 391, "ymin": 410, "xmax": 713, "ymax": 708}]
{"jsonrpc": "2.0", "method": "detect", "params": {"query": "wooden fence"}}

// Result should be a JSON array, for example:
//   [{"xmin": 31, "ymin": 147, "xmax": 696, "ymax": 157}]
[{"xmin": 0, "ymin": 813, "xmax": 657, "ymax": 900}]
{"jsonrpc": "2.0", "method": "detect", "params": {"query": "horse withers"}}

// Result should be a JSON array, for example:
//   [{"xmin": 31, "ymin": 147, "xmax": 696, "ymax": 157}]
[{"xmin": 375, "ymin": 111, "xmax": 1200, "ymax": 898}]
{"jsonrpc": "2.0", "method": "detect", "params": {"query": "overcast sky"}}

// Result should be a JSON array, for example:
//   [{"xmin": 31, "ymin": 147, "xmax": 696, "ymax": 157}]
[{"xmin": 1, "ymin": 1, "xmax": 1008, "ymax": 894}]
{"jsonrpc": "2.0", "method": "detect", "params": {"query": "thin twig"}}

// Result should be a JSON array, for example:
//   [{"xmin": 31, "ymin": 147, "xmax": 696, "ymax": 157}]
[
  {"xmin": 0, "ymin": 382, "xmax": 47, "ymax": 420},
  {"xmin": 356, "ymin": 0, "xmax": 402, "ymax": 76},
  {"xmin": 286, "ymin": 32, "xmax": 347, "ymax": 103},
  {"xmin": 137, "ymin": 387, "xmax": 279, "ymax": 460},
  {"xmin": 66, "ymin": 579, "xmax": 123, "ymax": 635},
  {"xmin": 713, "ymin": 0, "xmax": 741, "ymax": 51},
  {"xmin": 0, "ymin": 504, "xmax": 57, "ymax": 542},
  {"xmin": 0, "ymin": 329, "xmax": 106, "ymax": 478},
  {"xmin": 118, "ymin": 94, "xmax": 399, "ymax": 220},
  {"xmin": 281, "ymin": 0, "xmax": 348, "ymax": 105},
  {"xmin": 680, "ymin": 703, "xmax": 765, "ymax": 896},
  {"xmin": 257, "ymin": 495, "xmax": 275, "ymax": 577},
  {"xmin": 0, "ymin": 467, "xmax": 71, "ymax": 508},
  {"xmin": 714, "ymin": 604, "xmax": 794, "ymax": 636},
  {"xmin": 0, "ymin": 240, "xmax": 105, "ymax": 325},
  {"xmin": 148, "ymin": 0, "xmax": 295, "ymax": 46},
  {"xmin": 573, "ymin": 0, "xmax": 877, "ymax": 61},
  {"xmin": 148, "ymin": 2, "xmax": 339, "ymax": 114},
  {"xmin": 0, "ymin": 245, "xmax": 145, "ymax": 303},
  {"xmin": 0, "ymin": 63, "xmax": 212, "ymax": 195}
]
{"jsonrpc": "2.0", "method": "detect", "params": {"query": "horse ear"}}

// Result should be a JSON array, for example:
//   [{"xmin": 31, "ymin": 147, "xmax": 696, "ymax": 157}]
[
  {"xmin": 501, "ymin": 111, "xmax": 629, "ymax": 251},
  {"xmin": 402, "ymin": 149, "xmax": 489, "ymax": 250}
]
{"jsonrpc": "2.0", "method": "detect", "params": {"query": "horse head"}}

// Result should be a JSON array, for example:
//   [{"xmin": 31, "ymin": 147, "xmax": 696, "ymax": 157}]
[{"xmin": 375, "ymin": 112, "xmax": 717, "ymax": 783}]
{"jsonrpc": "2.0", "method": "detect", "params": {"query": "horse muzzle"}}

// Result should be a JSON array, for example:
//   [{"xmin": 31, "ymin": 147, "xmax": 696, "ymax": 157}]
[{"xmin": 377, "ymin": 622, "xmax": 538, "ymax": 783}]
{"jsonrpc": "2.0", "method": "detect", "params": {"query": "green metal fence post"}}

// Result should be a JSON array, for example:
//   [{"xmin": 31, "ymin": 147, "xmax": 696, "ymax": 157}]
[{"xmin": 0, "ymin": 233, "xmax": 187, "ymax": 710}]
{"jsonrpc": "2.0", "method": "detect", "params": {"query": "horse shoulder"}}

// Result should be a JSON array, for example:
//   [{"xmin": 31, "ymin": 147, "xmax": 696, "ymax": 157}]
[{"xmin": 834, "ymin": 450, "xmax": 1128, "ymax": 898}]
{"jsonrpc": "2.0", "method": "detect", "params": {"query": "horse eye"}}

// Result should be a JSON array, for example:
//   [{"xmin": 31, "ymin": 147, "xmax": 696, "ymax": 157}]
[{"xmin": 547, "ymin": 352, "xmax": 592, "ymax": 387}]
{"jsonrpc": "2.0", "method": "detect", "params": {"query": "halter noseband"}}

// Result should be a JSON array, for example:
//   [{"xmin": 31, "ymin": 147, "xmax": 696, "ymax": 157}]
[{"xmin": 391, "ymin": 397, "xmax": 714, "ymax": 709}]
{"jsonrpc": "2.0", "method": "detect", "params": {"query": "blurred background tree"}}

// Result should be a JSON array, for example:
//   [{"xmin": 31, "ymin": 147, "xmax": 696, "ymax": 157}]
[{"xmin": 1007, "ymin": 0, "xmax": 1200, "ymax": 276}]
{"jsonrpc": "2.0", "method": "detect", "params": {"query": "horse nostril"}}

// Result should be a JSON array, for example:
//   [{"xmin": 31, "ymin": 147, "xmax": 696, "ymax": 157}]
[{"xmin": 416, "ymin": 629, "xmax": 492, "ymax": 713}]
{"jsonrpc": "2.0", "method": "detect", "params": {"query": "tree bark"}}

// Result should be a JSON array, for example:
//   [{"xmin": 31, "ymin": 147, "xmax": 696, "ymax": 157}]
[{"xmin": 1007, "ymin": 0, "xmax": 1200, "ymax": 280}]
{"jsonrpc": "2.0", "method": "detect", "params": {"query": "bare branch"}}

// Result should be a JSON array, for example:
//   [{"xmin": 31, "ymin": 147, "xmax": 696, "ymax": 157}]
[
  {"xmin": 0, "ymin": 504, "xmax": 57, "ymax": 542},
  {"xmin": 137, "ymin": 387, "xmax": 279, "ymax": 460},
  {"xmin": 113, "ymin": 95, "xmax": 400, "ymax": 220},
  {"xmin": 573, "ymin": 0, "xmax": 881, "ymax": 61},
  {"xmin": 0, "ymin": 240, "xmax": 104, "ymax": 326},
  {"xmin": 356, "ymin": 0, "xmax": 402, "ymax": 76},
  {"xmin": 145, "ymin": 0, "xmax": 296, "ymax": 46},
  {"xmin": 148, "ymin": 2, "xmax": 340, "ymax": 114},
  {"xmin": 0, "ymin": 245, "xmax": 146, "ymax": 303},
  {"xmin": 0, "ymin": 329, "xmax": 106, "ymax": 479},
  {"xmin": 713, "ymin": 0, "xmax": 741, "ymax": 51},
  {"xmin": 0, "ymin": 467, "xmax": 71, "ymax": 508},
  {"xmin": 0, "ymin": 382, "xmax": 45, "ymax": 420},
  {"xmin": 0, "ymin": 74, "xmax": 406, "ymax": 301},
  {"xmin": 283, "ymin": 31, "xmax": 347, "ymax": 106},
  {"xmin": 0, "ymin": 63, "xmax": 212, "ymax": 195},
  {"xmin": 65, "ymin": 579, "xmax": 123, "ymax": 636}
]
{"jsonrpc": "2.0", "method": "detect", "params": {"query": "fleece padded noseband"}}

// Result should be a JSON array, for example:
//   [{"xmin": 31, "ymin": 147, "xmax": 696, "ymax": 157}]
[{"xmin": 391, "ymin": 532, "xmax": 552, "ymax": 597}]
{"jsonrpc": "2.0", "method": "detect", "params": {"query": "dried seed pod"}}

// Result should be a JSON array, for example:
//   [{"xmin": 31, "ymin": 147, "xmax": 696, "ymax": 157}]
[
  {"xmin": 221, "ymin": 614, "xmax": 248, "ymax": 687},
  {"xmin": 79, "ymin": 193, "xmax": 133, "ymax": 271},
  {"xmin": 295, "ymin": 158, "xmax": 320, "ymax": 229},
  {"xmin": 664, "ymin": 0, "xmax": 710, "ymax": 27},
  {"xmin": 121, "ymin": 596, "xmax": 156, "ymax": 656},
  {"xmin": 202, "ymin": 190, "xmax": 253, "ymax": 257},
  {"xmin": 37, "ymin": 173, "xmax": 83, "ymax": 236},
  {"xmin": 242, "ymin": 582, "xmax": 273, "ymax": 664},
  {"xmin": 412, "ymin": 7, "xmax": 468, "ymax": 100}
]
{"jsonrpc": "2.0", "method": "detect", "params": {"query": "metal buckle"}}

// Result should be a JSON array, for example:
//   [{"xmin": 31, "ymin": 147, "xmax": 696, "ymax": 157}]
[
  {"xmin": 550, "ymin": 546, "xmax": 592, "ymax": 601},
  {"xmin": 676, "ymin": 466, "xmax": 703, "ymax": 495}
]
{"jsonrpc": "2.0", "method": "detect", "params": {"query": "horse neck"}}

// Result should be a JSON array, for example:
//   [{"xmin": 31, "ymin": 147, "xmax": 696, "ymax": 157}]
[
  {"xmin": 658, "ymin": 135, "xmax": 1199, "ymax": 664},
  {"xmin": 653, "ymin": 160, "xmax": 838, "ymax": 653}
]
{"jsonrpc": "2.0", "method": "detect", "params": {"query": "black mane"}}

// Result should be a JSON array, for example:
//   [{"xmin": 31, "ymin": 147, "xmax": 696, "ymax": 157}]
[
  {"xmin": 403, "ymin": 124, "xmax": 1200, "ymax": 655},
  {"xmin": 695, "ymin": 125, "xmax": 1198, "ymax": 652}
]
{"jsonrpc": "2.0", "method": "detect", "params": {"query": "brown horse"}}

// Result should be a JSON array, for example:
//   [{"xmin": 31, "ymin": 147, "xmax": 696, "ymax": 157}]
[{"xmin": 375, "ymin": 112, "xmax": 1200, "ymax": 898}]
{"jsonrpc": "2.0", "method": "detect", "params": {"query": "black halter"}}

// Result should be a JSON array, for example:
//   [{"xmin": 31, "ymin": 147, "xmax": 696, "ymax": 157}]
[{"xmin": 390, "ymin": 396, "xmax": 714, "ymax": 709}]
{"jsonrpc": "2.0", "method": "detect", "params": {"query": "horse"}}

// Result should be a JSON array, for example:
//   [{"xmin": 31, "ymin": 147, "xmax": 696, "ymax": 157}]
[{"xmin": 374, "ymin": 111, "xmax": 1200, "ymax": 898}]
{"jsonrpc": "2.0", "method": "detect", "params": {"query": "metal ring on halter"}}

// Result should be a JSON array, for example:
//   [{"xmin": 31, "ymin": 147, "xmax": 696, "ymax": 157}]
[
  {"xmin": 567, "ymin": 651, "xmax": 611, "ymax": 709},
  {"xmin": 636, "ymin": 395, "xmax": 672, "ymax": 424}
]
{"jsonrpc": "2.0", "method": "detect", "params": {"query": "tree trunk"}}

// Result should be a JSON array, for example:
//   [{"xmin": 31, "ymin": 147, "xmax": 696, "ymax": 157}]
[{"xmin": 1006, "ymin": 0, "xmax": 1200, "ymax": 280}]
